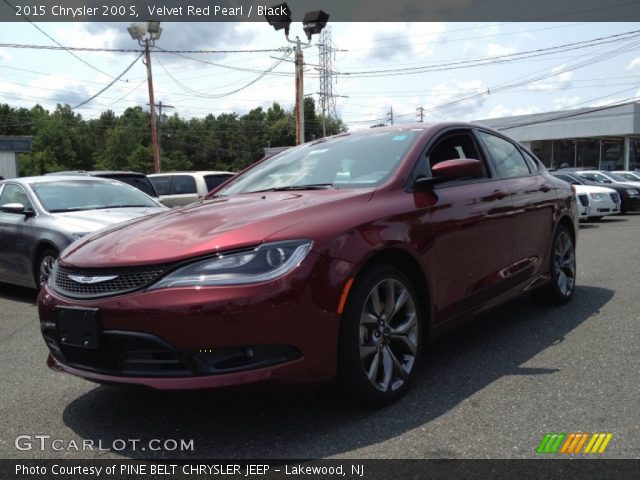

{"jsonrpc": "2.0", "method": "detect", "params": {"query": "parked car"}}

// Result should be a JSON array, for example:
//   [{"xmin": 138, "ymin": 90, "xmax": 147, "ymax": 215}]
[
  {"xmin": 558, "ymin": 171, "xmax": 640, "ymax": 213},
  {"xmin": 551, "ymin": 173, "xmax": 619, "ymax": 220},
  {"xmin": 0, "ymin": 176, "xmax": 167, "ymax": 289},
  {"xmin": 47, "ymin": 171, "xmax": 159, "ymax": 199},
  {"xmin": 612, "ymin": 170, "xmax": 640, "ymax": 182},
  {"xmin": 576, "ymin": 170, "xmax": 640, "ymax": 189},
  {"xmin": 39, "ymin": 124, "xmax": 577, "ymax": 406},
  {"xmin": 148, "ymin": 171, "xmax": 235, "ymax": 207}
]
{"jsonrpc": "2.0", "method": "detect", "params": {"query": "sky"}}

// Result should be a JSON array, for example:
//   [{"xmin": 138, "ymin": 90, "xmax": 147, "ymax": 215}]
[{"xmin": 1, "ymin": 21, "xmax": 640, "ymax": 130}]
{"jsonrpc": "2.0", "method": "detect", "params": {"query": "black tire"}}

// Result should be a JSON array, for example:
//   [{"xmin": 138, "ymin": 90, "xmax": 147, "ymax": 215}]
[
  {"xmin": 338, "ymin": 264, "xmax": 423, "ymax": 407},
  {"xmin": 35, "ymin": 248, "xmax": 58, "ymax": 290},
  {"xmin": 536, "ymin": 225, "xmax": 576, "ymax": 305}
]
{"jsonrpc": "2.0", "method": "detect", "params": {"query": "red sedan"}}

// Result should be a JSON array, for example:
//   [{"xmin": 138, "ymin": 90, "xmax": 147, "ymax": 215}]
[{"xmin": 38, "ymin": 123, "xmax": 578, "ymax": 405}]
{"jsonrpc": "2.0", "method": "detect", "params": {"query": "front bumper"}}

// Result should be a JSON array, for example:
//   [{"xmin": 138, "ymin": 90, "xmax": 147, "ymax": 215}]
[{"xmin": 38, "ymin": 252, "xmax": 351, "ymax": 389}]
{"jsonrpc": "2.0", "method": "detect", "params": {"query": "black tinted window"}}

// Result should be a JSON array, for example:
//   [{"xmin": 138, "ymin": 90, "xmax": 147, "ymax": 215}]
[
  {"xmin": 478, "ymin": 131, "xmax": 532, "ymax": 179},
  {"xmin": 426, "ymin": 132, "xmax": 487, "ymax": 179},
  {"xmin": 106, "ymin": 175, "xmax": 157, "ymax": 197},
  {"xmin": 204, "ymin": 174, "xmax": 233, "ymax": 192},
  {"xmin": 171, "ymin": 175, "xmax": 197, "ymax": 194},
  {"xmin": 149, "ymin": 176, "xmax": 171, "ymax": 195}
]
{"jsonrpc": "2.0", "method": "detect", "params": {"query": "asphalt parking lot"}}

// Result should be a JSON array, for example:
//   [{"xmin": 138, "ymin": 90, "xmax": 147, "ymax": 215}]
[{"xmin": 1, "ymin": 215, "xmax": 639, "ymax": 460}]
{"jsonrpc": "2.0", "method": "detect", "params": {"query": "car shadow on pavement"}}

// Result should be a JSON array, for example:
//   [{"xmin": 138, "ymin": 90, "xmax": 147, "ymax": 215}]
[
  {"xmin": 0, "ymin": 282, "xmax": 37, "ymax": 305},
  {"xmin": 62, "ymin": 285, "xmax": 613, "ymax": 460}
]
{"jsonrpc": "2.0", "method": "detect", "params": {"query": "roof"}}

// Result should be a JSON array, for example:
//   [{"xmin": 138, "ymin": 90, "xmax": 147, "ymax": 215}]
[
  {"xmin": 4, "ymin": 175, "xmax": 123, "ymax": 185},
  {"xmin": 46, "ymin": 170, "xmax": 148, "ymax": 177},
  {"xmin": 0, "ymin": 136, "xmax": 32, "ymax": 153},
  {"xmin": 148, "ymin": 171, "xmax": 234, "ymax": 176}
]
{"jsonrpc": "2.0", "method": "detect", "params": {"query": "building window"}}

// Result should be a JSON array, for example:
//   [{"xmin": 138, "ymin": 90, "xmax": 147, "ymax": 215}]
[
  {"xmin": 629, "ymin": 137, "xmax": 640, "ymax": 171},
  {"xmin": 600, "ymin": 138, "xmax": 624, "ymax": 171},
  {"xmin": 576, "ymin": 139, "xmax": 600, "ymax": 169}
]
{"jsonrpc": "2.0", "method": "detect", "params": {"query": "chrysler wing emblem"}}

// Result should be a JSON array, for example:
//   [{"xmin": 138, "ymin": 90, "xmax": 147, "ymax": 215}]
[{"xmin": 68, "ymin": 275, "xmax": 118, "ymax": 284}]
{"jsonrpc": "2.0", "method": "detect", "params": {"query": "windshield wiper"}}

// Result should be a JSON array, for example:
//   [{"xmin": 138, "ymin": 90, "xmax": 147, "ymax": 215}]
[
  {"xmin": 92, "ymin": 205, "xmax": 152, "ymax": 209},
  {"xmin": 49, "ymin": 208, "xmax": 89, "ymax": 213},
  {"xmin": 248, "ymin": 183, "xmax": 334, "ymax": 193}
]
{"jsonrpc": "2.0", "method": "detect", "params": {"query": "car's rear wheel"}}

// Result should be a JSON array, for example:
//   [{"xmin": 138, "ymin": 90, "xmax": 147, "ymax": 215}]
[
  {"xmin": 537, "ymin": 225, "xmax": 576, "ymax": 305},
  {"xmin": 35, "ymin": 248, "xmax": 58, "ymax": 290},
  {"xmin": 339, "ymin": 264, "xmax": 423, "ymax": 406}
]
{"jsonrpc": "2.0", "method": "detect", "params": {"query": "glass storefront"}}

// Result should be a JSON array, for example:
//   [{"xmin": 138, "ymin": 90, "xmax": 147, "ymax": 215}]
[
  {"xmin": 529, "ymin": 137, "xmax": 627, "ymax": 169},
  {"xmin": 629, "ymin": 137, "xmax": 640, "ymax": 171}
]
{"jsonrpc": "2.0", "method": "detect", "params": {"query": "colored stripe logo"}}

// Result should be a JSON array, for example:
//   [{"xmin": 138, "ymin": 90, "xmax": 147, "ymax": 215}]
[{"xmin": 537, "ymin": 433, "xmax": 613, "ymax": 454}]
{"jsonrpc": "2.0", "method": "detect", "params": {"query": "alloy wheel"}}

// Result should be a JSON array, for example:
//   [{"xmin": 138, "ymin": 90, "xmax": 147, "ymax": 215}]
[
  {"xmin": 554, "ymin": 230, "xmax": 575, "ymax": 297},
  {"xmin": 358, "ymin": 278, "xmax": 419, "ymax": 392},
  {"xmin": 39, "ymin": 254, "xmax": 56, "ymax": 286}
]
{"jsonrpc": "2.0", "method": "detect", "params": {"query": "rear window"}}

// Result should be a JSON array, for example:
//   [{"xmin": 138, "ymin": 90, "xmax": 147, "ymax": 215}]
[
  {"xmin": 204, "ymin": 174, "xmax": 234, "ymax": 192},
  {"xmin": 149, "ymin": 175, "xmax": 197, "ymax": 195},
  {"xmin": 102, "ymin": 175, "xmax": 157, "ymax": 197}
]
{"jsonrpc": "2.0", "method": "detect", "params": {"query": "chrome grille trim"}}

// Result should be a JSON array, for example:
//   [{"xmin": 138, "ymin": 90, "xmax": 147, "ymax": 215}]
[{"xmin": 52, "ymin": 264, "xmax": 169, "ymax": 299}]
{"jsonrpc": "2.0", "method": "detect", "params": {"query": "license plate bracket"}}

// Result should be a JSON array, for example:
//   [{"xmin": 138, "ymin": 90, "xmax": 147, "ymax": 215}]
[{"xmin": 55, "ymin": 307, "xmax": 101, "ymax": 349}]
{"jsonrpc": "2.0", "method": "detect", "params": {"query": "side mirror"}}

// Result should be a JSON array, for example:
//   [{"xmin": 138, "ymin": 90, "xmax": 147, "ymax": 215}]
[
  {"xmin": 415, "ymin": 159, "xmax": 484, "ymax": 189},
  {"xmin": 0, "ymin": 203, "xmax": 33, "ymax": 216},
  {"xmin": 603, "ymin": 179, "xmax": 612, "ymax": 184}
]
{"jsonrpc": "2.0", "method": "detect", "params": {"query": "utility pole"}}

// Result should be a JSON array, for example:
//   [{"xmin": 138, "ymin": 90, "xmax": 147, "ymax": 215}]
[
  {"xmin": 128, "ymin": 22, "xmax": 163, "ymax": 172},
  {"xmin": 387, "ymin": 106, "xmax": 394, "ymax": 126},
  {"xmin": 294, "ymin": 39, "xmax": 305, "ymax": 145},
  {"xmin": 143, "ymin": 43, "xmax": 161, "ymax": 173},
  {"xmin": 265, "ymin": 6, "xmax": 329, "ymax": 145},
  {"xmin": 416, "ymin": 106, "xmax": 425, "ymax": 123},
  {"xmin": 148, "ymin": 101, "xmax": 174, "ymax": 154}
]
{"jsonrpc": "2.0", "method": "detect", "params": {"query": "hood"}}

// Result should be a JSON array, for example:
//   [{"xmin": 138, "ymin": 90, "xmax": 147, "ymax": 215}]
[
  {"xmin": 61, "ymin": 189, "xmax": 373, "ymax": 267},
  {"xmin": 572, "ymin": 185, "xmax": 616, "ymax": 195},
  {"xmin": 52, "ymin": 207, "xmax": 167, "ymax": 233}
]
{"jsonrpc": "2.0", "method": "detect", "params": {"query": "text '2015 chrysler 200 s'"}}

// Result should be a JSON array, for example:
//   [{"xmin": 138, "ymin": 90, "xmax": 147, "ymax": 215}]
[{"xmin": 38, "ymin": 124, "xmax": 578, "ymax": 406}]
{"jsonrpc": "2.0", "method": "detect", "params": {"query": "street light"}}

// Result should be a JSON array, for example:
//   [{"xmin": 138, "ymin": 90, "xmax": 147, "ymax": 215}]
[
  {"xmin": 128, "ymin": 21, "xmax": 163, "ymax": 173},
  {"xmin": 266, "ymin": 3, "xmax": 329, "ymax": 145}
]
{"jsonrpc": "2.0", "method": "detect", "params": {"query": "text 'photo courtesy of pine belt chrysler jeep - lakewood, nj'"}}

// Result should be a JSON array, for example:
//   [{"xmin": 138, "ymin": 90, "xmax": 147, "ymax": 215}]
[{"xmin": 37, "ymin": 123, "xmax": 578, "ymax": 406}]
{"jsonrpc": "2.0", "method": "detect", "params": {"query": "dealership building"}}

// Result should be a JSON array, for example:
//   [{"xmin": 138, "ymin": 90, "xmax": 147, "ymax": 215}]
[
  {"xmin": 0, "ymin": 136, "xmax": 32, "ymax": 179},
  {"xmin": 477, "ymin": 102, "xmax": 640, "ymax": 171}
]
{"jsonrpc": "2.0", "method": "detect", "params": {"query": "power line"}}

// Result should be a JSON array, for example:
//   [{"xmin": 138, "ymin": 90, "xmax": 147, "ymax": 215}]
[
  {"xmin": 335, "ymin": 30, "xmax": 640, "ymax": 78},
  {"xmin": 72, "ymin": 53, "xmax": 144, "ymax": 110},
  {"xmin": 1, "ymin": 0, "xmax": 124, "ymax": 80}
]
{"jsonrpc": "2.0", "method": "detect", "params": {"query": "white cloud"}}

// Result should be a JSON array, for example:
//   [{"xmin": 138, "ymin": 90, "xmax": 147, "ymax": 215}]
[
  {"xmin": 627, "ymin": 57, "xmax": 640, "ymax": 72},
  {"xmin": 486, "ymin": 43, "xmax": 516, "ymax": 57},
  {"xmin": 529, "ymin": 65, "xmax": 573, "ymax": 91},
  {"xmin": 553, "ymin": 96, "xmax": 581, "ymax": 110},
  {"xmin": 421, "ymin": 79, "xmax": 489, "ymax": 121},
  {"xmin": 484, "ymin": 105, "xmax": 541, "ymax": 119}
]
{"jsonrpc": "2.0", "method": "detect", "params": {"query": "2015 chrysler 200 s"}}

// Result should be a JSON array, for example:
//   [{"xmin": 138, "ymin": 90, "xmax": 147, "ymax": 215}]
[{"xmin": 39, "ymin": 124, "xmax": 578, "ymax": 405}]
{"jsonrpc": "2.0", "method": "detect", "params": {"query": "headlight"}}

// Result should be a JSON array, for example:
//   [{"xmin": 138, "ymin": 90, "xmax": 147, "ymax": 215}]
[
  {"xmin": 626, "ymin": 188, "xmax": 640, "ymax": 196},
  {"xmin": 149, "ymin": 240, "xmax": 313, "ymax": 289},
  {"xmin": 588, "ymin": 193, "xmax": 606, "ymax": 200}
]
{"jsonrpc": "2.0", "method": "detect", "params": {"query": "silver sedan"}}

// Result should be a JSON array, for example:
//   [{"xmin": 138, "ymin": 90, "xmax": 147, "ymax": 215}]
[{"xmin": 0, "ymin": 175, "xmax": 168, "ymax": 289}]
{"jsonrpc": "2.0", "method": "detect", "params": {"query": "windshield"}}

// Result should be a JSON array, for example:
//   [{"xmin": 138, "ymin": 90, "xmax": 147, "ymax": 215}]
[
  {"xmin": 30, "ymin": 180, "xmax": 159, "ymax": 213},
  {"xmin": 606, "ymin": 172, "xmax": 629, "ymax": 182},
  {"xmin": 218, "ymin": 130, "xmax": 421, "ymax": 195},
  {"xmin": 617, "ymin": 172, "xmax": 640, "ymax": 181}
]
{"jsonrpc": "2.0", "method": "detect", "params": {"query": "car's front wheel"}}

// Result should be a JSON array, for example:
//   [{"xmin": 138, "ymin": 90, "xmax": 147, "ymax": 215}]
[
  {"xmin": 537, "ymin": 225, "xmax": 576, "ymax": 305},
  {"xmin": 35, "ymin": 248, "xmax": 58, "ymax": 290},
  {"xmin": 339, "ymin": 264, "xmax": 423, "ymax": 406}
]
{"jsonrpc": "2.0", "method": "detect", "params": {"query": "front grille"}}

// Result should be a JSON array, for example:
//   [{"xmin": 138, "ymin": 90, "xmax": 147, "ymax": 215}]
[
  {"xmin": 44, "ymin": 330, "xmax": 192, "ymax": 377},
  {"xmin": 53, "ymin": 264, "xmax": 168, "ymax": 299},
  {"xmin": 610, "ymin": 192, "xmax": 621, "ymax": 204},
  {"xmin": 578, "ymin": 194, "xmax": 589, "ymax": 207}
]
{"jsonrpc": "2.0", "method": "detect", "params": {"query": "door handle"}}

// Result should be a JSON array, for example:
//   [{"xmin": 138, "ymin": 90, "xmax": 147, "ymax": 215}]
[{"xmin": 539, "ymin": 184, "xmax": 552, "ymax": 192}]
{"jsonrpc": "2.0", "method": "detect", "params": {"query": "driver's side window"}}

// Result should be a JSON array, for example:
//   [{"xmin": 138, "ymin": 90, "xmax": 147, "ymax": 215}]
[
  {"xmin": 426, "ymin": 132, "xmax": 488, "ymax": 179},
  {"xmin": 0, "ymin": 184, "xmax": 32, "ymax": 209}
]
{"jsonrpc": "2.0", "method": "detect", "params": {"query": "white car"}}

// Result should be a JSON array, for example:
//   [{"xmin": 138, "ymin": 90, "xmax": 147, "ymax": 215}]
[
  {"xmin": 577, "ymin": 170, "xmax": 640, "ymax": 189},
  {"xmin": 572, "ymin": 184, "xmax": 620, "ymax": 220},
  {"xmin": 148, "ymin": 171, "xmax": 235, "ymax": 208},
  {"xmin": 612, "ymin": 170, "xmax": 640, "ymax": 182}
]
